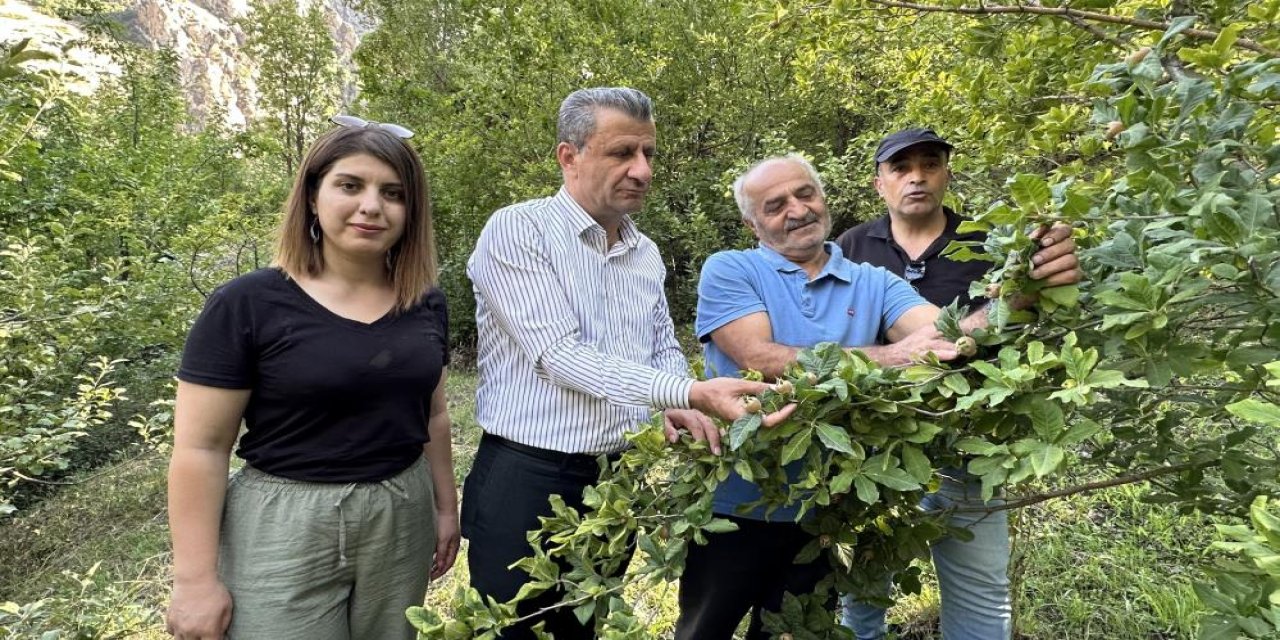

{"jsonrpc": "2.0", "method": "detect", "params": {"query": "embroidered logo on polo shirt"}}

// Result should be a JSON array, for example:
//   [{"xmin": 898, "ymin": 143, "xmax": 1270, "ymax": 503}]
[{"xmin": 847, "ymin": 308, "xmax": 856, "ymax": 317}]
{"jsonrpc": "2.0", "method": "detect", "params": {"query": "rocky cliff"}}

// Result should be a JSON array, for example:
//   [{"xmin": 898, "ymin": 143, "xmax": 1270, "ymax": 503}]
[{"xmin": 0, "ymin": 0, "xmax": 366, "ymax": 127}]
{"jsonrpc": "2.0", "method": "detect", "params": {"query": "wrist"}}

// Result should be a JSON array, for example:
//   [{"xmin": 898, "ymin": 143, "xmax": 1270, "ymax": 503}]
[{"xmin": 173, "ymin": 570, "xmax": 221, "ymax": 586}]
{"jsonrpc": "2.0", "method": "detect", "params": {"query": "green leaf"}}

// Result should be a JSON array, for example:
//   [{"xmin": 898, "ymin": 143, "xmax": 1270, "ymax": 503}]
[
  {"xmin": 1039, "ymin": 285, "xmax": 1079, "ymax": 308},
  {"xmin": 780, "ymin": 426, "xmax": 813, "ymax": 465},
  {"xmin": 815, "ymin": 422, "xmax": 855, "ymax": 455},
  {"xmin": 955, "ymin": 437, "xmax": 1005, "ymax": 456},
  {"xmin": 1084, "ymin": 369, "xmax": 1148, "ymax": 389},
  {"xmin": 854, "ymin": 475, "xmax": 880, "ymax": 504},
  {"xmin": 1227, "ymin": 399, "xmax": 1280, "ymax": 427},
  {"xmin": 943, "ymin": 373, "xmax": 971, "ymax": 395},
  {"xmin": 864, "ymin": 465, "xmax": 921, "ymax": 492},
  {"xmin": 729, "ymin": 413, "xmax": 763, "ymax": 451},
  {"xmin": 900, "ymin": 445, "xmax": 932, "ymax": 483},
  {"xmin": 1029, "ymin": 400, "xmax": 1065, "ymax": 440},
  {"xmin": 702, "ymin": 518, "xmax": 740, "ymax": 534},
  {"xmin": 1029, "ymin": 443, "xmax": 1066, "ymax": 477},
  {"xmin": 1059, "ymin": 419, "xmax": 1102, "ymax": 445},
  {"xmin": 1194, "ymin": 581, "xmax": 1238, "ymax": 614},
  {"xmin": 1009, "ymin": 174, "xmax": 1051, "ymax": 213}
]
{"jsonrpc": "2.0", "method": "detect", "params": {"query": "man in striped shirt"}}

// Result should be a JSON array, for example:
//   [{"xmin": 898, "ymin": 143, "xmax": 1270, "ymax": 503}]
[{"xmin": 462, "ymin": 87, "xmax": 789, "ymax": 640}]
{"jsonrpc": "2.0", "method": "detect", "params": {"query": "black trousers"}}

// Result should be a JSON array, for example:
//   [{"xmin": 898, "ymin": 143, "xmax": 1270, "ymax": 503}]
[
  {"xmin": 461, "ymin": 433, "xmax": 622, "ymax": 640},
  {"xmin": 675, "ymin": 515, "xmax": 833, "ymax": 640}
]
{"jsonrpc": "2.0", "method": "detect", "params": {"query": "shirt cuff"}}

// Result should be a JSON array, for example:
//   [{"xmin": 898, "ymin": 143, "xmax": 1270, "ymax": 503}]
[{"xmin": 651, "ymin": 372, "xmax": 694, "ymax": 410}]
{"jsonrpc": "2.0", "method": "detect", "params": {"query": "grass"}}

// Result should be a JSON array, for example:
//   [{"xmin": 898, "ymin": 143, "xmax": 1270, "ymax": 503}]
[{"xmin": 0, "ymin": 368, "xmax": 1219, "ymax": 638}]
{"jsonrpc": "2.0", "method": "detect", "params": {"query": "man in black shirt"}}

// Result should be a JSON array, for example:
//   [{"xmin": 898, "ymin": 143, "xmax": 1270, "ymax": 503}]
[{"xmin": 836, "ymin": 129, "xmax": 1078, "ymax": 640}]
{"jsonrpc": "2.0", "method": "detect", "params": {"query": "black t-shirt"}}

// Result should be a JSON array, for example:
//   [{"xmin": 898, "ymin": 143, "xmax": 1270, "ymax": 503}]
[
  {"xmin": 836, "ymin": 208, "xmax": 990, "ymax": 310},
  {"xmin": 178, "ymin": 268, "xmax": 450, "ymax": 483}
]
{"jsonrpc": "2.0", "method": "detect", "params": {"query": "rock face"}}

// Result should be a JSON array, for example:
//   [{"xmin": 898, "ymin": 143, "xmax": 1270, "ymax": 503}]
[
  {"xmin": 0, "ymin": 0, "xmax": 122, "ymax": 94},
  {"xmin": 1, "ymin": 0, "xmax": 366, "ymax": 127}
]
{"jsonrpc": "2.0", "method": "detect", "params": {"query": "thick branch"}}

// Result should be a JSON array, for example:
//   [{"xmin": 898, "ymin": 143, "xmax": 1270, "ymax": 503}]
[{"xmin": 863, "ymin": 0, "xmax": 1279, "ymax": 56}]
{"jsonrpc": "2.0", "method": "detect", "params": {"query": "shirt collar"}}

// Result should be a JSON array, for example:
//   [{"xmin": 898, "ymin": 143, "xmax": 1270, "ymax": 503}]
[
  {"xmin": 756, "ymin": 241, "xmax": 853, "ymax": 283},
  {"xmin": 554, "ymin": 187, "xmax": 640, "ymax": 251}
]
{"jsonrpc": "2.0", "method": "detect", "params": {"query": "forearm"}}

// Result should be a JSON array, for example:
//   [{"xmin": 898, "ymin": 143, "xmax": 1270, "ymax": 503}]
[
  {"xmin": 855, "ymin": 344, "xmax": 913, "ymax": 368},
  {"xmin": 541, "ymin": 338, "xmax": 693, "ymax": 409},
  {"xmin": 167, "ymin": 446, "xmax": 232, "ymax": 584},
  {"xmin": 424, "ymin": 417, "xmax": 458, "ymax": 514},
  {"xmin": 728, "ymin": 342, "xmax": 801, "ymax": 381}
]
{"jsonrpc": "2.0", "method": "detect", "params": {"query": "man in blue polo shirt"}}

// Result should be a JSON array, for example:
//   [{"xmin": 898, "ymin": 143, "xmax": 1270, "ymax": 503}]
[{"xmin": 673, "ymin": 153, "xmax": 1078, "ymax": 640}]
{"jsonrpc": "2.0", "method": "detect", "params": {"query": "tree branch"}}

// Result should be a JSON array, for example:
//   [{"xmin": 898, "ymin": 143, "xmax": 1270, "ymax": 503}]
[
  {"xmin": 938, "ymin": 460, "xmax": 1213, "ymax": 514},
  {"xmin": 862, "ymin": 0, "xmax": 1279, "ymax": 56}
]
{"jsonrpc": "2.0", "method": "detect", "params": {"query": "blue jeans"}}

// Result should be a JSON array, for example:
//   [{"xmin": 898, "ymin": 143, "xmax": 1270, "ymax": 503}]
[{"xmin": 840, "ymin": 471, "xmax": 1011, "ymax": 640}]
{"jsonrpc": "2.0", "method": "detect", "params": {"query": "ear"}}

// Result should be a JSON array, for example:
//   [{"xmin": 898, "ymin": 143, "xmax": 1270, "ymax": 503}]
[
  {"xmin": 556, "ymin": 142, "xmax": 578, "ymax": 174},
  {"xmin": 742, "ymin": 215, "xmax": 761, "ymax": 238},
  {"xmin": 873, "ymin": 174, "xmax": 885, "ymax": 198}
]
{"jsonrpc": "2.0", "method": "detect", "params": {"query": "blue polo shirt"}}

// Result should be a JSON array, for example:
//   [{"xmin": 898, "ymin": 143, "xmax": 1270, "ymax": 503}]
[{"xmin": 695, "ymin": 241, "xmax": 928, "ymax": 520}]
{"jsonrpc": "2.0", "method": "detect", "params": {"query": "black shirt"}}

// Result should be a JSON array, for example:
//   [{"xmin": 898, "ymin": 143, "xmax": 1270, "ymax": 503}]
[
  {"xmin": 836, "ymin": 208, "xmax": 990, "ymax": 310},
  {"xmin": 178, "ymin": 268, "xmax": 450, "ymax": 483}
]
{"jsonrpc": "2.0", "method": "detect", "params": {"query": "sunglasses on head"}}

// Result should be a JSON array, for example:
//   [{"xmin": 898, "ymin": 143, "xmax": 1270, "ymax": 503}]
[
  {"xmin": 904, "ymin": 260, "xmax": 927, "ymax": 283},
  {"xmin": 330, "ymin": 114, "xmax": 414, "ymax": 139}
]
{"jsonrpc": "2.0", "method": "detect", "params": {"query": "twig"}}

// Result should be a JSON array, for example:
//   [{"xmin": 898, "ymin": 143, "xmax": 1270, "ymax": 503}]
[
  {"xmin": 862, "ymin": 0, "xmax": 1279, "ymax": 56},
  {"xmin": 937, "ymin": 460, "xmax": 1212, "ymax": 514}
]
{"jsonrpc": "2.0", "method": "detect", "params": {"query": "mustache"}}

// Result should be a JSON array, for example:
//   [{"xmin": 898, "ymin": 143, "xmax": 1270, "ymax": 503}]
[{"xmin": 784, "ymin": 210, "xmax": 819, "ymax": 232}]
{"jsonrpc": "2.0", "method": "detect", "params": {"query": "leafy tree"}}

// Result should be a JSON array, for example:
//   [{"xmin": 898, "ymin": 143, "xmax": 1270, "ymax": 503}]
[
  {"xmin": 240, "ymin": 0, "xmax": 344, "ymax": 177},
  {"xmin": 0, "ymin": 23, "xmax": 280, "ymax": 513}
]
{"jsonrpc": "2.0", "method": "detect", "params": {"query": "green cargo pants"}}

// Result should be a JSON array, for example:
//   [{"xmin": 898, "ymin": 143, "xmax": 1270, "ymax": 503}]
[{"xmin": 218, "ymin": 456, "xmax": 435, "ymax": 639}]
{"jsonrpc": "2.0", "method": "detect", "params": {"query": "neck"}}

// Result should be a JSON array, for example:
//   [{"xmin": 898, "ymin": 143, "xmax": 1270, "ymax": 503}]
[
  {"xmin": 888, "ymin": 208, "xmax": 948, "ymax": 256},
  {"xmin": 316, "ymin": 250, "xmax": 390, "ymax": 289},
  {"xmin": 777, "ymin": 244, "xmax": 830, "ymax": 280},
  {"xmin": 565, "ymin": 184, "xmax": 625, "ymax": 247}
]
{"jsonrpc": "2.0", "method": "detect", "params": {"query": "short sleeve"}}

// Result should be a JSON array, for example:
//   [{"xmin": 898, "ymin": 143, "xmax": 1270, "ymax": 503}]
[
  {"xmin": 177, "ymin": 284, "xmax": 256, "ymax": 389},
  {"xmin": 695, "ymin": 252, "xmax": 767, "ymax": 342},
  {"xmin": 880, "ymin": 269, "xmax": 931, "ymax": 329},
  {"xmin": 425, "ymin": 287, "xmax": 450, "ymax": 367}
]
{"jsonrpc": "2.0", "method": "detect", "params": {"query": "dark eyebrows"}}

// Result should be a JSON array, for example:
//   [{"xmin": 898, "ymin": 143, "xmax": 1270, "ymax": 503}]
[{"xmin": 329, "ymin": 172, "xmax": 403, "ymax": 188}]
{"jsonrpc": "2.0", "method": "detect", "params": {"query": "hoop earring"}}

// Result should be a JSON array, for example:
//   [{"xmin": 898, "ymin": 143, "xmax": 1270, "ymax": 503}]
[{"xmin": 309, "ymin": 217, "xmax": 321, "ymax": 244}]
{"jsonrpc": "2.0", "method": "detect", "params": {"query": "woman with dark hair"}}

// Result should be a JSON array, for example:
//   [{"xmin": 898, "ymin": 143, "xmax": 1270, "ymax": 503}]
[{"xmin": 165, "ymin": 117, "xmax": 458, "ymax": 640}]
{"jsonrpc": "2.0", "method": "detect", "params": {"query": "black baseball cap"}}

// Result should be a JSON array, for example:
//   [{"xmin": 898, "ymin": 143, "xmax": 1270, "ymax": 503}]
[{"xmin": 873, "ymin": 128, "xmax": 954, "ymax": 165}]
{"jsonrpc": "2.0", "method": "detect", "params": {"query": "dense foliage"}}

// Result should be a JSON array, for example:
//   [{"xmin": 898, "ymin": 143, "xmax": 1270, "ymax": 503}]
[
  {"xmin": 355, "ymin": 1, "xmax": 1278, "ymax": 639},
  {"xmin": 1, "ymin": 0, "xmax": 1277, "ymax": 637},
  {"xmin": 0, "ymin": 18, "xmax": 284, "ymax": 514}
]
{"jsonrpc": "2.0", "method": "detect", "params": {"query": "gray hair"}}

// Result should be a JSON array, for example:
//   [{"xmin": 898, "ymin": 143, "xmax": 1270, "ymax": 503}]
[
  {"xmin": 557, "ymin": 87, "xmax": 654, "ymax": 149},
  {"xmin": 732, "ymin": 154, "xmax": 825, "ymax": 221}
]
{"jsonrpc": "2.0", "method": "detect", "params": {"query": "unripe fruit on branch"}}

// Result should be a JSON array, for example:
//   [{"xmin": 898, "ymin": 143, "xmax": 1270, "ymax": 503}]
[
  {"xmin": 775, "ymin": 380, "xmax": 795, "ymax": 396},
  {"xmin": 956, "ymin": 336, "xmax": 978, "ymax": 357},
  {"xmin": 819, "ymin": 534, "xmax": 833, "ymax": 548},
  {"xmin": 743, "ymin": 396, "xmax": 762, "ymax": 414},
  {"xmin": 780, "ymin": 634, "xmax": 795, "ymax": 640},
  {"xmin": 804, "ymin": 372, "xmax": 819, "ymax": 386},
  {"xmin": 1105, "ymin": 120, "xmax": 1126, "ymax": 140},
  {"xmin": 986, "ymin": 282, "xmax": 1002, "ymax": 298},
  {"xmin": 1126, "ymin": 46, "xmax": 1151, "ymax": 65}
]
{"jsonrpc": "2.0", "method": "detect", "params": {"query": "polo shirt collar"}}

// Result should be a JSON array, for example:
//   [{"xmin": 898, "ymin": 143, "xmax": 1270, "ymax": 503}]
[
  {"xmin": 555, "ymin": 186, "xmax": 641, "ymax": 250},
  {"xmin": 756, "ymin": 241, "xmax": 853, "ymax": 283}
]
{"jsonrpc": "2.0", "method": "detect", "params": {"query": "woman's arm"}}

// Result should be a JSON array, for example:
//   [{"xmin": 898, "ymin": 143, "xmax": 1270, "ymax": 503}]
[
  {"xmin": 166, "ymin": 381, "xmax": 249, "ymax": 640},
  {"xmin": 423, "ymin": 368, "xmax": 460, "ymax": 580}
]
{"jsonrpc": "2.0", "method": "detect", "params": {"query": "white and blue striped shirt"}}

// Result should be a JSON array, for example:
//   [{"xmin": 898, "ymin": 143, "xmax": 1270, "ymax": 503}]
[{"xmin": 467, "ymin": 187, "xmax": 693, "ymax": 454}]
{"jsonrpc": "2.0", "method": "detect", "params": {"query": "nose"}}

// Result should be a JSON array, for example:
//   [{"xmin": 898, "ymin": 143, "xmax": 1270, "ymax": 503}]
[
  {"xmin": 628, "ymin": 151, "xmax": 652, "ymax": 185},
  {"xmin": 358, "ymin": 188, "xmax": 383, "ymax": 215},
  {"xmin": 904, "ymin": 163, "xmax": 929, "ymax": 184}
]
